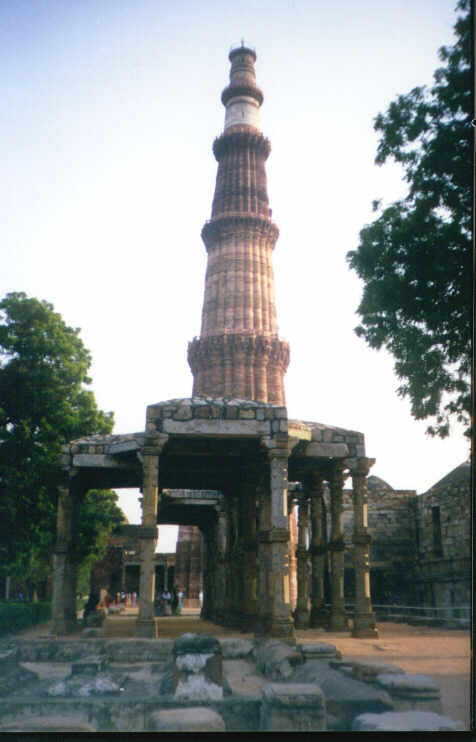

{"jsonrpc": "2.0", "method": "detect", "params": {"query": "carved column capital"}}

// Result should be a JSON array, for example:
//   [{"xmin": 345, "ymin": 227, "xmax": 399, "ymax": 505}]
[
  {"xmin": 267, "ymin": 445, "xmax": 290, "ymax": 461},
  {"xmin": 328, "ymin": 460, "xmax": 350, "ymax": 488},
  {"xmin": 142, "ymin": 433, "xmax": 169, "ymax": 456},
  {"xmin": 296, "ymin": 490, "xmax": 310, "ymax": 507},
  {"xmin": 347, "ymin": 457, "xmax": 375, "ymax": 479},
  {"xmin": 309, "ymin": 467, "xmax": 326, "ymax": 494}
]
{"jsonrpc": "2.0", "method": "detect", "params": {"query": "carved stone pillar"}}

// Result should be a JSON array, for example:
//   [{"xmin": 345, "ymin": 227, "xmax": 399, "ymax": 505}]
[
  {"xmin": 223, "ymin": 495, "xmax": 241, "ymax": 628},
  {"xmin": 309, "ymin": 469, "xmax": 327, "ymax": 628},
  {"xmin": 256, "ymin": 473, "xmax": 270, "ymax": 634},
  {"xmin": 215, "ymin": 508, "xmax": 228, "ymax": 625},
  {"xmin": 256, "ymin": 446, "xmax": 295, "ymax": 641},
  {"xmin": 51, "ymin": 474, "xmax": 82, "ymax": 635},
  {"xmin": 208, "ymin": 527, "xmax": 216, "ymax": 622},
  {"xmin": 200, "ymin": 528, "xmax": 209, "ymax": 619},
  {"xmin": 328, "ymin": 463, "xmax": 349, "ymax": 631},
  {"xmin": 241, "ymin": 479, "xmax": 258, "ymax": 631},
  {"xmin": 294, "ymin": 493, "xmax": 310, "ymax": 628},
  {"xmin": 136, "ymin": 436, "xmax": 167, "ymax": 638},
  {"xmin": 350, "ymin": 457, "xmax": 378, "ymax": 638},
  {"xmin": 232, "ymin": 494, "xmax": 245, "ymax": 629}
]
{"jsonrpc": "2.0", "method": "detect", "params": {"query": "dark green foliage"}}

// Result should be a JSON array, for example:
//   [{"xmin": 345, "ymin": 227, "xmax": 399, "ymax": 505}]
[
  {"xmin": 347, "ymin": 1, "xmax": 471, "ymax": 437},
  {"xmin": 0, "ymin": 292, "xmax": 119, "ymax": 591},
  {"xmin": 0, "ymin": 601, "xmax": 52, "ymax": 637},
  {"xmin": 76, "ymin": 489, "xmax": 126, "ymax": 591}
]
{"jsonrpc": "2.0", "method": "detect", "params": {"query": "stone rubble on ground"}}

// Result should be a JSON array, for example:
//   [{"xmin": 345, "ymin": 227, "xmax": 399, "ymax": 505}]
[
  {"xmin": 0, "ymin": 634, "xmax": 464, "ymax": 732},
  {"xmin": 148, "ymin": 706, "xmax": 226, "ymax": 732},
  {"xmin": 375, "ymin": 672, "xmax": 443, "ymax": 714},
  {"xmin": 352, "ymin": 710, "xmax": 463, "ymax": 731}
]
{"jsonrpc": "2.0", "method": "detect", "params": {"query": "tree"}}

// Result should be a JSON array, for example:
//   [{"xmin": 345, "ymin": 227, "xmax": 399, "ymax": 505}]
[
  {"xmin": 0, "ymin": 292, "xmax": 119, "ymax": 595},
  {"xmin": 76, "ymin": 489, "xmax": 127, "ymax": 594},
  {"xmin": 347, "ymin": 0, "xmax": 471, "ymax": 438}
]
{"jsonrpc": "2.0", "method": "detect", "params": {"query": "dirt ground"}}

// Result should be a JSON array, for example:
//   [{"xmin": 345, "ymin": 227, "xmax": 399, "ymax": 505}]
[{"xmin": 15, "ymin": 609, "xmax": 473, "ymax": 731}]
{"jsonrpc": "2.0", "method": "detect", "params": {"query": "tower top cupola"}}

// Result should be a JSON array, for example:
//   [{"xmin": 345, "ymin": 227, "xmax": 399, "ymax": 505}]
[{"xmin": 221, "ymin": 44, "xmax": 263, "ymax": 131}]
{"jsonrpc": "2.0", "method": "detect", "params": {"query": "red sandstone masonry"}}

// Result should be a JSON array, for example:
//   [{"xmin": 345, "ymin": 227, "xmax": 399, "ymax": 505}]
[{"xmin": 188, "ymin": 48, "xmax": 289, "ymax": 407}]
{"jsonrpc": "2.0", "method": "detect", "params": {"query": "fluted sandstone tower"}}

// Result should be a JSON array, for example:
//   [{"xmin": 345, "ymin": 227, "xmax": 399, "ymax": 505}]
[{"xmin": 188, "ymin": 45, "xmax": 289, "ymax": 405}]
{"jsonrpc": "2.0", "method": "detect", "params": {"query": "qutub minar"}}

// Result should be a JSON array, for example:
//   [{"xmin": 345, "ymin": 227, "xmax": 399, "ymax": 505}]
[
  {"xmin": 188, "ymin": 45, "xmax": 289, "ymax": 405},
  {"xmin": 52, "ymin": 45, "xmax": 379, "ymax": 641},
  {"xmin": 176, "ymin": 45, "xmax": 292, "ymax": 603}
]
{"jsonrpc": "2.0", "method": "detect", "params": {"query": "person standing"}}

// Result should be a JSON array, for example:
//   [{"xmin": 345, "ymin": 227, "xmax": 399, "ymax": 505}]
[{"xmin": 162, "ymin": 589, "xmax": 171, "ymax": 615}]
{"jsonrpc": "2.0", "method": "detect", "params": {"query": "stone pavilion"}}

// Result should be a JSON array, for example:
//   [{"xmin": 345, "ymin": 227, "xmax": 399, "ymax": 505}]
[{"xmin": 51, "ymin": 45, "xmax": 378, "ymax": 642}]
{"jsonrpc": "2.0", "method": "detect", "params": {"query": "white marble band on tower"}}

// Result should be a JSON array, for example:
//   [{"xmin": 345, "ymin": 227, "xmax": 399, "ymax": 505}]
[{"xmin": 224, "ymin": 95, "xmax": 261, "ymax": 130}]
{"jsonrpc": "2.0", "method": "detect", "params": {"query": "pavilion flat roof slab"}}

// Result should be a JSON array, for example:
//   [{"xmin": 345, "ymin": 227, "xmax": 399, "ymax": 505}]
[
  {"xmin": 66, "ymin": 432, "xmax": 145, "ymax": 453},
  {"xmin": 61, "ymin": 399, "xmax": 366, "ymax": 474},
  {"xmin": 147, "ymin": 397, "xmax": 365, "ymax": 458},
  {"xmin": 61, "ymin": 433, "xmax": 145, "ymax": 475}
]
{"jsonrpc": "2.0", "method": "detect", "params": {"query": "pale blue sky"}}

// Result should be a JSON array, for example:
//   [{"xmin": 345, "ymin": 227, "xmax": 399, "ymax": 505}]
[{"xmin": 1, "ymin": 1, "xmax": 467, "ymax": 549}]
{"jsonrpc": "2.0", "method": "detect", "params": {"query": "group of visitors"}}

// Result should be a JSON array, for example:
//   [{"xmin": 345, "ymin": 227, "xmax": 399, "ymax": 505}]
[
  {"xmin": 101, "ymin": 591, "xmax": 137, "ymax": 610},
  {"xmin": 82, "ymin": 587, "xmax": 186, "ymax": 622},
  {"xmin": 154, "ymin": 588, "xmax": 183, "ymax": 616}
]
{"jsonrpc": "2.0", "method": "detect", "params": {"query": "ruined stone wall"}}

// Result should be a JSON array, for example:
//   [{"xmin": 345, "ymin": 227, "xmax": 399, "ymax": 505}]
[
  {"xmin": 339, "ymin": 487, "xmax": 418, "ymax": 605},
  {"xmin": 414, "ymin": 464, "xmax": 470, "ymax": 609},
  {"xmin": 335, "ymin": 464, "xmax": 470, "ymax": 610}
]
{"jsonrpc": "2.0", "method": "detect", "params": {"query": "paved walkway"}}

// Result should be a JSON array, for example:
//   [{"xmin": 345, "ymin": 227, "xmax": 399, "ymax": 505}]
[{"xmin": 15, "ymin": 610, "xmax": 472, "ymax": 730}]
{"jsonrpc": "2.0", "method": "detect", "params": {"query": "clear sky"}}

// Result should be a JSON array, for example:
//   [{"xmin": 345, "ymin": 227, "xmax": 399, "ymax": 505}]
[{"xmin": 1, "ymin": 0, "xmax": 468, "ymax": 551}]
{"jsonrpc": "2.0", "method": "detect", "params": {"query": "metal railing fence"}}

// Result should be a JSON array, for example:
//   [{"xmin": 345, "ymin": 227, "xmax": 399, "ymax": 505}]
[{"xmin": 327, "ymin": 603, "xmax": 470, "ymax": 626}]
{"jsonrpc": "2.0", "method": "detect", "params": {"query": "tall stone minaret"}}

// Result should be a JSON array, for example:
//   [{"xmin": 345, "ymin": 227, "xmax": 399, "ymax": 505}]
[{"xmin": 188, "ymin": 45, "xmax": 289, "ymax": 405}]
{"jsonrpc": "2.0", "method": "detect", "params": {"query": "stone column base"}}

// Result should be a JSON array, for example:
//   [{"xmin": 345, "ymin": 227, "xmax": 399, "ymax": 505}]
[
  {"xmin": 256, "ymin": 614, "xmax": 296, "ymax": 641},
  {"xmin": 294, "ymin": 609, "xmax": 310, "ymax": 629},
  {"xmin": 222, "ymin": 611, "xmax": 242, "ymax": 629},
  {"xmin": 241, "ymin": 613, "xmax": 259, "ymax": 633},
  {"xmin": 352, "ymin": 612, "xmax": 378, "ymax": 638},
  {"xmin": 135, "ymin": 618, "xmax": 158, "ymax": 638},
  {"xmin": 51, "ymin": 618, "xmax": 77, "ymax": 636},
  {"xmin": 329, "ymin": 609, "xmax": 349, "ymax": 632},
  {"xmin": 310, "ymin": 607, "xmax": 329, "ymax": 629}
]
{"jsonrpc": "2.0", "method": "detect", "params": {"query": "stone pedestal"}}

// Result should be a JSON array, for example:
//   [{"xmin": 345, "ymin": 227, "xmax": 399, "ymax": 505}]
[
  {"xmin": 171, "ymin": 633, "xmax": 224, "ymax": 700},
  {"xmin": 260, "ymin": 682, "xmax": 326, "ymax": 731}
]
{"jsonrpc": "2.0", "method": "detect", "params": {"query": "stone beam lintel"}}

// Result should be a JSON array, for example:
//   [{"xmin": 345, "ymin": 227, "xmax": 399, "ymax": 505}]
[
  {"xmin": 303, "ymin": 442, "xmax": 350, "ymax": 458},
  {"xmin": 161, "ymin": 418, "xmax": 273, "ymax": 436},
  {"xmin": 71, "ymin": 453, "xmax": 133, "ymax": 469}
]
